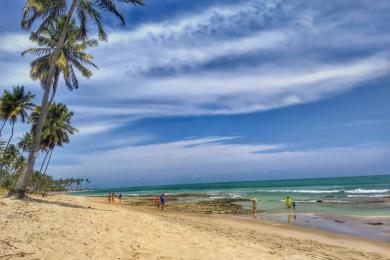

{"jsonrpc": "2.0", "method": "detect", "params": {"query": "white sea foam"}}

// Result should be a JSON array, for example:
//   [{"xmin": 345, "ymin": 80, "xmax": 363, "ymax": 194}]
[
  {"xmin": 210, "ymin": 196, "xmax": 225, "ymax": 199},
  {"xmin": 347, "ymin": 194, "xmax": 389, "ymax": 198},
  {"xmin": 257, "ymin": 188, "xmax": 390, "ymax": 194},
  {"xmin": 345, "ymin": 189, "xmax": 389, "ymax": 194},
  {"xmin": 228, "ymin": 193, "xmax": 243, "ymax": 198},
  {"xmin": 258, "ymin": 189, "xmax": 342, "ymax": 193}
]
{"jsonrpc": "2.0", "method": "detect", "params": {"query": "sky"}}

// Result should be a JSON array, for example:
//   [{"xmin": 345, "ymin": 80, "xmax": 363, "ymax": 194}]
[{"xmin": 0, "ymin": 0, "xmax": 389, "ymax": 188}]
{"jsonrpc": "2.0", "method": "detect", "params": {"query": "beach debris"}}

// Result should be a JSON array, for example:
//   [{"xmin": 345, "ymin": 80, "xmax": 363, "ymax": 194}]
[
  {"xmin": 334, "ymin": 219, "xmax": 345, "ymax": 224},
  {"xmin": 0, "ymin": 239, "xmax": 17, "ymax": 249},
  {"xmin": 0, "ymin": 252, "xmax": 35, "ymax": 258}
]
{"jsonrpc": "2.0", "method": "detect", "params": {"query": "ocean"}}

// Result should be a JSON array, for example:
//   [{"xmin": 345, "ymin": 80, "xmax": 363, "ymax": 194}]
[{"xmin": 72, "ymin": 174, "xmax": 390, "ymax": 216}]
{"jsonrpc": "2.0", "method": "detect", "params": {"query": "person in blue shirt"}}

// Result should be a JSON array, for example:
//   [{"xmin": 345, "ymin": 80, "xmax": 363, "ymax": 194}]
[{"xmin": 159, "ymin": 194, "xmax": 166, "ymax": 210}]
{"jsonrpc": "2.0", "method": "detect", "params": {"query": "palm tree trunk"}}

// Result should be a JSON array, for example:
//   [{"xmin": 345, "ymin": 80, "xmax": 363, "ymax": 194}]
[
  {"xmin": 5, "ymin": 121, "xmax": 15, "ymax": 150},
  {"xmin": 0, "ymin": 121, "xmax": 15, "ymax": 172},
  {"xmin": 0, "ymin": 119, "xmax": 7, "ymax": 137},
  {"xmin": 39, "ymin": 150, "xmax": 50, "ymax": 173},
  {"xmin": 10, "ymin": 0, "xmax": 79, "ymax": 198},
  {"xmin": 43, "ymin": 148, "xmax": 54, "ymax": 175},
  {"xmin": 49, "ymin": 70, "xmax": 60, "ymax": 104}
]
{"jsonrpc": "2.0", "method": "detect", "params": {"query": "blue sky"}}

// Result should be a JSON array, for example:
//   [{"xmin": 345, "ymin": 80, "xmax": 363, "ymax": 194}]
[{"xmin": 0, "ymin": 0, "xmax": 389, "ymax": 187}]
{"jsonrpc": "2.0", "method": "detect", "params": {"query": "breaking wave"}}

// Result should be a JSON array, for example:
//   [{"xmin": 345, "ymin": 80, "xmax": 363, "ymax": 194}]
[{"xmin": 257, "ymin": 188, "xmax": 389, "ymax": 194}]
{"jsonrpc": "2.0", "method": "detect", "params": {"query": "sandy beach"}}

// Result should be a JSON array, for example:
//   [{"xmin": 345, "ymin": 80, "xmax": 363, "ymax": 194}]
[{"xmin": 1, "ymin": 194, "xmax": 389, "ymax": 259}]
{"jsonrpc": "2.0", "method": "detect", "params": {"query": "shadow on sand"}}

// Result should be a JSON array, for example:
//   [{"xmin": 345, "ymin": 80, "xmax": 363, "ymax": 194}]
[{"xmin": 4, "ymin": 196, "xmax": 116, "ymax": 212}]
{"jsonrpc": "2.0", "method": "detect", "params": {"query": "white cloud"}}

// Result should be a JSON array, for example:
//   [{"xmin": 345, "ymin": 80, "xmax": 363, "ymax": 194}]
[
  {"xmin": 93, "ymin": 29, "xmax": 293, "ymax": 79},
  {"xmin": 50, "ymin": 137, "xmax": 390, "ymax": 186},
  {"xmin": 0, "ymin": 33, "xmax": 30, "ymax": 53},
  {"xmin": 0, "ymin": 60, "xmax": 34, "ymax": 88},
  {"xmin": 76, "ymin": 123, "xmax": 120, "ymax": 136},
  {"xmin": 71, "ymin": 54, "xmax": 390, "ymax": 121},
  {"xmin": 2, "ymin": 0, "xmax": 390, "ymax": 127},
  {"xmin": 108, "ymin": 2, "xmax": 261, "ymax": 43}
]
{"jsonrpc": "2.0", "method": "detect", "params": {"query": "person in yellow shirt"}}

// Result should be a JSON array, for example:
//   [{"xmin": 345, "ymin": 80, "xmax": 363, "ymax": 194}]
[{"xmin": 285, "ymin": 196, "xmax": 292, "ymax": 209}]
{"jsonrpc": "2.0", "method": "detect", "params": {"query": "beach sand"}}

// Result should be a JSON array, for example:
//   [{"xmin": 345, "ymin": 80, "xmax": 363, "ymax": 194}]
[{"xmin": 1, "ymin": 194, "xmax": 389, "ymax": 259}]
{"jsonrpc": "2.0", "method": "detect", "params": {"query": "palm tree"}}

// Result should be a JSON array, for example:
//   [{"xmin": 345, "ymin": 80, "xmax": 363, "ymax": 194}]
[
  {"xmin": 12, "ymin": 155, "xmax": 26, "ymax": 174},
  {"xmin": 0, "ymin": 87, "xmax": 35, "ymax": 172},
  {"xmin": 84, "ymin": 178, "xmax": 90, "ymax": 189},
  {"xmin": 1, "ymin": 145, "xmax": 21, "ymax": 173},
  {"xmin": 23, "ymin": 17, "xmax": 94, "ymax": 174},
  {"xmin": 0, "ymin": 90, "xmax": 14, "ymax": 137},
  {"xmin": 22, "ymin": 16, "xmax": 99, "ymax": 103},
  {"xmin": 0, "ymin": 143, "xmax": 23, "ymax": 187},
  {"xmin": 12, "ymin": 0, "xmax": 144, "ymax": 198},
  {"xmin": 76, "ymin": 178, "xmax": 82, "ymax": 190},
  {"xmin": 30, "ymin": 103, "xmax": 77, "ymax": 175},
  {"xmin": 18, "ymin": 132, "xmax": 33, "ymax": 156},
  {"xmin": 0, "ymin": 96, "xmax": 9, "ymax": 137}
]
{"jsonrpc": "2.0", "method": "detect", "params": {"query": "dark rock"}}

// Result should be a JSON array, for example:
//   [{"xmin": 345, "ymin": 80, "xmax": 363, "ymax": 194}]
[{"xmin": 365, "ymin": 222, "xmax": 383, "ymax": 225}]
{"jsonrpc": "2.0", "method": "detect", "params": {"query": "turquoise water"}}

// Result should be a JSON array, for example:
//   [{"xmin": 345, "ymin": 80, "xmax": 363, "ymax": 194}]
[{"xmin": 71, "ymin": 175, "xmax": 390, "ymax": 216}]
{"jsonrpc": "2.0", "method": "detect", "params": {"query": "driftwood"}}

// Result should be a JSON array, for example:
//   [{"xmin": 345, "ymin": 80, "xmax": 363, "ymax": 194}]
[{"xmin": 0, "ymin": 240, "xmax": 17, "ymax": 250}]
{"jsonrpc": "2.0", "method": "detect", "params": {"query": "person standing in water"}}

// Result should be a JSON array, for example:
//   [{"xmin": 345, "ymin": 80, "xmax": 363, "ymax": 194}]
[
  {"xmin": 159, "ymin": 194, "xmax": 166, "ymax": 210},
  {"xmin": 250, "ymin": 197, "xmax": 257, "ymax": 217},
  {"xmin": 285, "ymin": 196, "xmax": 292, "ymax": 209},
  {"xmin": 155, "ymin": 195, "xmax": 160, "ymax": 210}
]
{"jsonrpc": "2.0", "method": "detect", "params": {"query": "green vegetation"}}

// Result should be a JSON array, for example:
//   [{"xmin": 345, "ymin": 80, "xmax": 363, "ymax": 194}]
[
  {"xmin": 8, "ymin": 0, "xmax": 144, "ymax": 198},
  {"xmin": 1, "ymin": 0, "xmax": 145, "ymax": 197},
  {"xmin": 0, "ymin": 87, "xmax": 81, "ymax": 193}
]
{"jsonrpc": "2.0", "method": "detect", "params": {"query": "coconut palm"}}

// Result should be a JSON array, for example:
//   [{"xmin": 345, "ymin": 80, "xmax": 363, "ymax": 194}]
[
  {"xmin": 13, "ymin": 155, "xmax": 26, "ymax": 174},
  {"xmin": 0, "ymin": 98, "xmax": 8, "ymax": 137},
  {"xmin": 0, "ymin": 87, "xmax": 35, "ymax": 152},
  {"xmin": 18, "ymin": 132, "xmax": 33, "ymax": 155},
  {"xmin": 30, "ymin": 103, "xmax": 77, "ymax": 175},
  {"xmin": 22, "ymin": 16, "xmax": 99, "ymax": 103},
  {"xmin": 1, "ymin": 145, "xmax": 20, "ymax": 173},
  {"xmin": 0, "ymin": 90, "xmax": 16, "ymax": 136},
  {"xmin": 0, "ymin": 87, "xmax": 35, "ymax": 172},
  {"xmin": 12, "ymin": 0, "xmax": 144, "ymax": 198}
]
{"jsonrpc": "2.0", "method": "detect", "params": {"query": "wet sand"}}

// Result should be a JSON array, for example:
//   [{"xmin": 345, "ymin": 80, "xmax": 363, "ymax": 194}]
[{"xmin": 123, "ymin": 194, "xmax": 390, "ymax": 242}]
